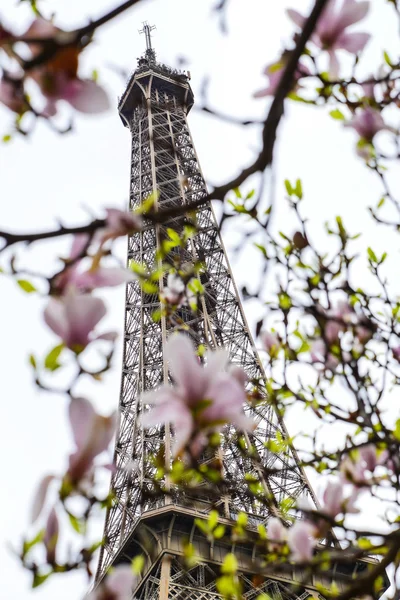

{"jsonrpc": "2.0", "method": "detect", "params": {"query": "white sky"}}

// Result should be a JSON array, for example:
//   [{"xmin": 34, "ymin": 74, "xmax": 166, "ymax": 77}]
[{"xmin": 0, "ymin": 0, "xmax": 399, "ymax": 598}]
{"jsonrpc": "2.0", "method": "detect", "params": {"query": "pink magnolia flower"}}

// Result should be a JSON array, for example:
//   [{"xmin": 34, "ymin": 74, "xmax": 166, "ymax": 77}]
[
  {"xmin": 141, "ymin": 334, "xmax": 255, "ymax": 456},
  {"xmin": 287, "ymin": 0, "xmax": 370, "ymax": 77},
  {"xmin": 43, "ymin": 508, "xmax": 59, "ymax": 564},
  {"xmin": 99, "ymin": 208, "xmax": 142, "ymax": 245},
  {"xmin": 88, "ymin": 564, "xmax": 137, "ymax": 600},
  {"xmin": 392, "ymin": 346, "xmax": 400, "ymax": 362},
  {"xmin": 323, "ymin": 300, "xmax": 355, "ymax": 343},
  {"xmin": 359, "ymin": 444, "xmax": 388, "ymax": 472},
  {"xmin": 340, "ymin": 454, "xmax": 367, "ymax": 485},
  {"xmin": 0, "ymin": 76, "xmax": 26, "ymax": 114},
  {"xmin": 287, "ymin": 521, "xmax": 317, "ymax": 562},
  {"xmin": 310, "ymin": 339, "xmax": 340, "ymax": 371},
  {"xmin": 24, "ymin": 18, "xmax": 109, "ymax": 116},
  {"xmin": 67, "ymin": 397, "xmax": 117, "ymax": 485},
  {"xmin": 160, "ymin": 273, "xmax": 186, "ymax": 306},
  {"xmin": 31, "ymin": 474, "xmax": 56, "ymax": 523},
  {"xmin": 260, "ymin": 331, "xmax": 280, "ymax": 356},
  {"xmin": 345, "ymin": 107, "xmax": 392, "ymax": 141},
  {"xmin": 254, "ymin": 57, "xmax": 310, "ymax": 98},
  {"xmin": 267, "ymin": 517, "xmax": 286, "ymax": 550},
  {"xmin": 44, "ymin": 291, "xmax": 114, "ymax": 352},
  {"xmin": 321, "ymin": 479, "xmax": 359, "ymax": 518}
]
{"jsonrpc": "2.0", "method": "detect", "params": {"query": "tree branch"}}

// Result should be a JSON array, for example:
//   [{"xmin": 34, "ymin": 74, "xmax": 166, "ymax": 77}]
[
  {"xmin": 21, "ymin": 0, "xmax": 144, "ymax": 71},
  {"xmin": 150, "ymin": 0, "xmax": 330, "ymax": 222}
]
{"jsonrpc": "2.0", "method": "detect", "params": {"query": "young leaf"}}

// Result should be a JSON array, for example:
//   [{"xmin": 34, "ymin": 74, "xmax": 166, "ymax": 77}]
[{"xmin": 17, "ymin": 279, "xmax": 36, "ymax": 293}]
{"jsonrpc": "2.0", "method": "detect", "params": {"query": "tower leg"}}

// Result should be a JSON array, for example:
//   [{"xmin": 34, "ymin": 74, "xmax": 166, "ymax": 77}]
[{"xmin": 159, "ymin": 554, "xmax": 172, "ymax": 600}]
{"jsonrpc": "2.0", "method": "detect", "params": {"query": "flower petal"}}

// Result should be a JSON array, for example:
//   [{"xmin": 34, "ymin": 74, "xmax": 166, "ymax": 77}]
[
  {"xmin": 79, "ymin": 267, "xmax": 136, "ymax": 289},
  {"xmin": 335, "ymin": 31, "xmax": 370, "ymax": 53},
  {"xmin": 69, "ymin": 234, "xmax": 90, "ymax": 260},
  {"xmin": 336, "ymin": 0, "xmax": 370, "ymax": 30},
  {"xmin": 31, "ymin": 474, "xmax": 55, "ymax": 523},
  {"xmin": 44, "ymin": 508, "xmax": 59, "ymax": 563},
  {"xmin": 166, "ymin": 334, "xmax": 206, "ymax": 401},
  {"xmin": 287, "ymin": 521, "xmax": 316, "ymax": 562},
  {"xmin": 64, "ymin": 293, "xmax": 106, "ymax": 347},
  {"xmin": 286, "ymin": 8, "xmax": 306, "ymax": 28},
  {"xmin": 66, "ymin": 79, "xmax": 110, "ymax": 114},
  {"xmin": 69, "ymin": 397, "xmax": 96, "ymax": 451},
  {"xmin": 172, "ymin": 407, "xmax": 195, "ymax": 456},
  {"xmin": 106, "ymin": 564, "xmax": 137, "ymax": 597},
  {"xmin": 44, "ymin": 298, "xmax": 69, "ymax": 340},
  {"xmin": 206, "ymin": 348, "xmax": 229, "ymax": 379}
]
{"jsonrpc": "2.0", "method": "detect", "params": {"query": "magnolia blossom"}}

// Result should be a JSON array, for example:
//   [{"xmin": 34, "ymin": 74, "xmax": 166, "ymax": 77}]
[
  {"xmin": 324, "ymin": 301, "xmax": 355, "ymax": 343},
  {"xmin": 267, "ymin": 517, "xmax": 286, "ymax": 550},
  {"xmin": 160, "ymin": 273, "xmax": 186, "ymax": 306},
  {"xmin": 392, "ymin": 346, "xmax": 400, "ymax": 362},
  {"xmin": 345, "ymin": 107, "xmax": 391, "ymax": 141},
  {"xmin": 321, "ymin": 479, "xmax": 359, "ymax": 518},
  {"xmin": 24, "ymin": 18, "xmax": 109, "ymax": 116},
  {"xmin": 43, "ymin": 508, "xmax": 59, "ymax": 564},
  {"xmin": 310, "ymin": 339, "xmax": 342, "ymax": 371},
  {"xmin": 31, "ymin": 474, "xmax": 56, "ymax": 523},
  {"xmin": 141, "ymin": 334, "xmax": 255, "ymax": 456},
  {"xmin": 160, "ymin": 273, "xmax": 197, "ymax": 309},
  {"xmin": 54, "ymin": 235, "xmax": 135, "ymax": 294},
  {"xmin": 67, "ymin": 397, "xmax": 117, "ymax": 485},
  {"xmin": 44, "ymin": 291, "xmax": 115, "ymax": 351},
  {"xmin": 260, "ymin": 331, "xmax": 280, "ymax": 356},
  {"xmin": 88, "ymin": 564, "xmax": 137, "ymax": 600},
  {"xmin": 340, "ymin": 445, "xmax": 388, "ymax": 486},
  {"xmin": 254, "ymin": 56, "xmax": 310, "ymax": 98},
  {"xmin": 287, "ymin": 0, "xmax": 370, "ymax": 77},
  {"xmin": 99, "ymin": 208, "xmax": 142, "ymax": 245},
  {"xmin": 287, "ymin": 521, "xmax": 317, "ymax": 562}
]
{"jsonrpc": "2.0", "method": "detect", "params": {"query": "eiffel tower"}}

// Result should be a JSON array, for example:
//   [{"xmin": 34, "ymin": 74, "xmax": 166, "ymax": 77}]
[{"xmin": 95, "ymin": 24, "xmax": 369, "ymax": 599}]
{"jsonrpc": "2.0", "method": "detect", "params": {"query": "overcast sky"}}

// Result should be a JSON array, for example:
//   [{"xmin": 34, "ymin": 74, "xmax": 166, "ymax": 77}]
[{"xmin": 0, "ymin": 0, "xmax": 399, "ymax": 598}]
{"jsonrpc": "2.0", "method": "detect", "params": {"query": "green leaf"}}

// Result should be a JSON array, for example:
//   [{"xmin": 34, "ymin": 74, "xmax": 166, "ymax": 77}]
[
  {"xmin": 2, "ymin": 134, "xmax": 12, "ymax": 143},
  {"xmin": 221, "ymin": 553, "xmax": 238, "ymax": 575},
  {"xmin": 216, "ymin": 575, "xmax": 238, "ymax": 596},
  {"xmin": 136, "ymin": 190, "xmax": 158, "ymax": 214},
  {"xmin": 237, "ymin": 512, "xmax": 248, "ymax": 527},
  {"xmin": 132, "ymin": 555, "xmax": 145, "ymax": 574},
  {"xmin": 23, "ymin": 530, "xmax": 44, "ymax": 556},
  {"xmin": 29, "ymin": 354, "xmax": 37, "ymax": 369},
  {"xmin": 377, "ymin": 197, "xmax": 385, "ymax": 208},
  {"xmin": 213, "ymin": 524, "xmax": 226, "ymax": 539},
  {"xmin": 394, "ymin": 419, "xmax": 400, "ymax": 441},
  {"xmin": 32, "ymin": 572, "xmax": 51, "ymax": 589},
  {"xmin": 166, "ymin": 228, "xmax": 182, "ymax": 244},
  {"xmin": 294, "ymin": 178, "xmax": 303, "ymax": 199},
  {"xmin": 383, "ymin": 50, "xmax": 392, "ymax": 66},
  {"xmin": 329, "ymin": 109, "xmax": 345, "ymax": 120},
  {"xmin": 367, "ymin": 247, "xmax": 377, "ymax": 263},
  {"xmin": 141, "ymin": 281, "xmax": 158, "ymax": 294},
  {"xmin": 17, "ymin": 279, "xmax": 36, "ymax": 293},
  {"xmin": 208, "ymin": 510, "xmax": 219, "ymax": 529},
  {"xmin": 68, "ymin": 513, "xmax": 85, "ymax": 534},
  {"xmin": 44, "ymin": 344, "xmax": 64, "ymax": 372},
  {"xmin": 284, "ymin": 180, "xmax": 293, "ymax": 195},
  {"xmin": 195, "ymin": 518, "xmax": 209, "ymax": 535}
]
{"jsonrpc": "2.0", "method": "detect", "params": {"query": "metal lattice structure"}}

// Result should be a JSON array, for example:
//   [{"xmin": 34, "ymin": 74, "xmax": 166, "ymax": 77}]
[{"xmin": 95, "ymin": 29, "xmax": 349, "ymax": 599}]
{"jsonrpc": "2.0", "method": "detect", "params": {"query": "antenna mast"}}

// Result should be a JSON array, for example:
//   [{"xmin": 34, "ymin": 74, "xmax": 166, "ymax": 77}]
[{"xmin": 139, "ymin": 21, "xmax": 156, "ymax": 62}]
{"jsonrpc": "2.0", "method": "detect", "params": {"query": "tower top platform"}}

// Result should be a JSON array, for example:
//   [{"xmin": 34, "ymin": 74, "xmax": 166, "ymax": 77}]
[{"xmin": 118, "ymin": 41, "xmax": 194, "ymax": 127}]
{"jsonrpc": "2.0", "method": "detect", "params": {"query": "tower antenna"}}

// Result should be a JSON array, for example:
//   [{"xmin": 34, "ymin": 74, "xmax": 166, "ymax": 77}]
[{"xmin": 139, "ymin": 21, "xmax": 156, "ymax": 61}]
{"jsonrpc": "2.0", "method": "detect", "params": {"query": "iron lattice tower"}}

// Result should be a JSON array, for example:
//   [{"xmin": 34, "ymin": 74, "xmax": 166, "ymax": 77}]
[{"xmin": 96, "ymin": 26, "xmax": 365, "ymax": 599}]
